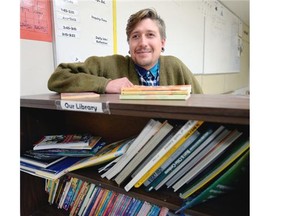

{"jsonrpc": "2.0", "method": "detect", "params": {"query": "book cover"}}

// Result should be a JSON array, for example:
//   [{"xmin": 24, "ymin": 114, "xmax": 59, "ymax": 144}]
[
  {"xmin": 69, "ymin": 179, "xmax": 84, "ymax": 211},
  {"xmin": 179, "ymin": 139, "xmax": 249, "ymax": 199},
  {"xmin": 175, "ymin": 150, "xmax": 249, "ymax": 214},
  {"xmin": 121, "ymin": 90, "xmax": 190, "ymax": 95},
  {"xmin": 67, "ymin": 137, "xmax": 132, "ymax": 172},
  {"xmin": 20, "ymin": 151, "xmax": 67, "ymax": 168},
  {"xmin": 114, "ymin": 120, "xmax": 173, "ymax": 185},
  {"xmin": 119, "ymin": 94, "xmax": 191, "ymax": 100},
  {"xmin": 33, "ymin": 134, "xmax": 102, "ymax": 150},
  {"xmin": 34, "ymin": 157, "xmax": 83, "ymax": 180},
  {"xmin": 58, "ymin": 177, "xmax": 72, "ymax": 209},
  {"xmin": 30, "ymin": 138, "xmax": 106, "ymax": 157},
  {"xmin": 101, "ymin": 119, "xmax": 161, "ymax": 180},
  {"xmin": 172, "ymin": 129, "xmax": 243, "ymax": 192},
  {"xmin": 124, "ymin": 120, "xmax": 200, "ymax": 192},
  {"xmin": 60, "ymin": 92, "xmax": 100, "ymax": 100},
  {"xmin": 146, "ymin": 127, "xmax": 215, "ymax": 191},
  {"xmin": 70, "ymin": 182, "xmax": 90, "ymax": 216}
]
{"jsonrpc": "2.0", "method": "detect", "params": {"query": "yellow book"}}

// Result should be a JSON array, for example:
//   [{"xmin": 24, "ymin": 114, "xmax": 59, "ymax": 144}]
[{"xmin": 134, "ymin": 120, "xmax": 204, "ymax": 188}]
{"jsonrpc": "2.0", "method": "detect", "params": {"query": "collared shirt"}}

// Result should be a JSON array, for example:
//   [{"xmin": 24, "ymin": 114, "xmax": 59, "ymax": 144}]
[{"xmin": 135, "ymin": 61, "xmax": 160, "ymax": 86}]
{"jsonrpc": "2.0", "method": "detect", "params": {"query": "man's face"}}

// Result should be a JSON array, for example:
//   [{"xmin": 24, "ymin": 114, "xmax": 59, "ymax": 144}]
[{"xmin": 128, "ymin": 18, "xmax": 166, "ymax": 70}]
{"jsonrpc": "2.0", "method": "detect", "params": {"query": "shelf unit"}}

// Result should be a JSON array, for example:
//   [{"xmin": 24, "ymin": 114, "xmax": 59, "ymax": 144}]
[{"xmin": 20, "ymin": 93, "xmax": 249, "ymax": 216}]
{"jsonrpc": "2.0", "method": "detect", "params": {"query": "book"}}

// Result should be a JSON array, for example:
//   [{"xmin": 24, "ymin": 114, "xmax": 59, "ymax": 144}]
[
  {"xmin": 30, "ymin": 138, "xmax": 106, "ymax": 157},
  {"xmin": 20, "ymin": 150, "xmax": 67, "ymax": 168},
  {"xmin": 101, "ymin": 119, "xmax": 162, "ymax": 180},
  {"xmin": 123, "ymin": 120, "xmax": 200, "ymax": 192},
  {"xmin": 172, "ymin": 129, "xmax": 243, "ymax": 191},
  {"xmin": 88, "ymin": 188, "xmax": 106, "ymax": 216},
  {"xmin": 77, "ymin": 183, "xmax": 96, "ymax": 216},
  {"xmin": 82, "ymin": 186, "xmax": 101, "ymax": 216},
  {"xmin": 134, "ymin": 120, "xmax": 204, "ymax": 189},
  {"xmin": 121, "ymin": 90, "xmax": 190, "ymax": 95},
  {"xmin": 60, "ymin": 92, "xmax": 100, "ymax": 100},
  {"xmin": 129, "ymin": 124, "xmax": 184, "ymax": 179},
  {"xmin": 69, "ymin": 181, "xmax": 90, "ymax": 216},
  {"xmin": 165, "ymin": 125, "xmax": 229, "ymax": 188},
  {"xmin": 22, "ymin": 157, "xmax": 83, "ymax": 180},
  {"xmin": 121, "ymin": 85, "xmax": 192, "ymax": 92},
  {"xmin": 58, "ymin": 177, "xmax": 72, "ymax": 209},
  {"xmin": 62, "ymin": 177, "xmax": 79, "ymax": 210},
  {"xmin": 119, "ymin": 94, "xmax": 191, "ymax": 100},
  {"xmin": 114, "ymin": 120, "xmax": 173, "ymax": 185},
  {"xmin": 33, "ymin": 134, "xmax": 102, "ymax": 150},
  {"xmin": 145, "ymin": 127, "xmax": 214, "ymax": 191},
  {"xmin": 66, "ymin": 137, "xmax": 132, "ymax": 172},
  {"xmin": 179, "ymin": 139, "xmax": 249, "ymax": 199},
  {"xmin": 175, "ymin": 150, "xmax": 249, "ymax": 213},
  {"xmin": 143, "ymin": 129, "xmax": 201, "ymax": 188}
]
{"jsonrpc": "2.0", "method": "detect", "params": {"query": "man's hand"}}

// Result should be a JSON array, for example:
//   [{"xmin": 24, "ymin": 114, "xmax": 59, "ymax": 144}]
[{"xmin": 105, "ymin": 77, "xmax": 134, "ymax": 93}]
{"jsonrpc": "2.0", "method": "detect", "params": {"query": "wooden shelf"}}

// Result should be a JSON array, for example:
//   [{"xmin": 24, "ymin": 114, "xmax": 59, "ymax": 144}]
[{"xmin": 20, "ymin": 94, "xmax": 249, "ymax": 216}]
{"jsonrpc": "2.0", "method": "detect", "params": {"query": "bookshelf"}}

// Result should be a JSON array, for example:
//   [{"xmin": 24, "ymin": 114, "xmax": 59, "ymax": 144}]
[{"xmin": 20, "ymin": 94, "xmax": 249, "ymax": 216}]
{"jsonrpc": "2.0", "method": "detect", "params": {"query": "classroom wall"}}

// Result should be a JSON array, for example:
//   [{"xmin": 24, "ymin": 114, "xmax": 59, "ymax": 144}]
[{"xmin": 20, "ymin": 3, "xmax": 249, "ymax": 96}]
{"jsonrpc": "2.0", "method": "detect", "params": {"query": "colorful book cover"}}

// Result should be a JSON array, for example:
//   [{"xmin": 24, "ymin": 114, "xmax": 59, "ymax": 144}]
[
  {"xmin": 83, "ymin": 186, "xmax": 101, "ymax": 216},
  {"xmin": 67, "ymin": 137, "xmax": 132, "ymax": 172},
  {"xmin": 30, "ymin": 139, "xmax": 106, "ymax": 157},
  {"xmin": 121, "ymin": 85, "xmax": 192, "ymax": 92},
  {"xmin": 33, "ymin": 134, "xmax": 101, "ymax": 150},
  {"xmin": 88, "ymin": 188, "xmax": 106, "ymax": 216},
  {"xmin": 62, "ymin": 177, "xmax": 79, "ymax": 210}
]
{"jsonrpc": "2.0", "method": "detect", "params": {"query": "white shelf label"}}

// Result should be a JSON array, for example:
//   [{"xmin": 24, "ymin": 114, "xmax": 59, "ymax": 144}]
[{"xmin": 59, "ymin": 100, "xmax": 103, "ymax": 113}]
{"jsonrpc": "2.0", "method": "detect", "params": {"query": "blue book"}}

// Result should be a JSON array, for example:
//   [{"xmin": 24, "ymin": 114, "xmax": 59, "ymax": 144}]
[{"xmin": 33, "ymin": 157, "xmax": 83, "ymax": 180}]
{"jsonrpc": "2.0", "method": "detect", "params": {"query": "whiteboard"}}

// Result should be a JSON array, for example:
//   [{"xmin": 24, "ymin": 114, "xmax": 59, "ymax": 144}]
[
  {"xmin": 116, "ymin": 0, "xmax": 204, "ymax": 74},
  {"xmin": 203, "ymin": 0, "xmax": 241, "ymax": 73},
  {"xmin": 52, "ymin": 0, "xmax": 114, "ymax": 65}
]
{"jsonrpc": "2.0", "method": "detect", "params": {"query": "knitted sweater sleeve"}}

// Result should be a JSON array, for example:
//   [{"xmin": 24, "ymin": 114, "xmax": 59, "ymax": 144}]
[{"xmin": 47, "ymin": 55, "xmax": 130, "ymax": 94}]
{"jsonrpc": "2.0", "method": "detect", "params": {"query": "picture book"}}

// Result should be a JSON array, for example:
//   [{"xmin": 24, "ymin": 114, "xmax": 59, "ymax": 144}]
[
  {"xmin": 33, "ymin": 134, "xmax": 102, "ymax": 150},
  {"xmin": 67, "ymin": 137, "xmax": 133, "ymax": 172},
  {"xmin": 20, "ymin": 150, "xmax": 67, "ymax": 168},
  {"xmin": 30, "ymin": 138, "xmax": 106, "ymax": 157},
  {"xmin": 60, "ymin": 92, "xmax": 100, "ymax": 100}
]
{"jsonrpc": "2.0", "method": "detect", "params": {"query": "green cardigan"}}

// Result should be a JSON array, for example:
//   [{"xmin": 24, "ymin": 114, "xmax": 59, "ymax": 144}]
[{"xmin": 48, "ymin": 55, "xmax": 203, "ymax": 94}]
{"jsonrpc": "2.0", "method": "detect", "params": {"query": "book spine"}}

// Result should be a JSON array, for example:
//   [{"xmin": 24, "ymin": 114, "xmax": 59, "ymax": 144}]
[
  {"xmin": 124, "ymin": 120, "xmax": 197, "ymax": 192},
  {"xmin": 148, "ymin": 129, "xmax": 214, "ymax": 191},
  {"xmin": 134, "ymin": 121, "xmax": 204, "ymax": 188}
]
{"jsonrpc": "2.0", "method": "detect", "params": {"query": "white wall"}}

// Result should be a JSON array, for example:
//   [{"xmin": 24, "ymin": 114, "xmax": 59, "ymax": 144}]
[{"xmin": 21, "ymin": 39, "xmax": 55, "ymax": 95}]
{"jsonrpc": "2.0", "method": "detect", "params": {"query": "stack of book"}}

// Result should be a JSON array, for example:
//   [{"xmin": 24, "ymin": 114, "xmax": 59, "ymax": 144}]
[
  {"xmin": 20, "ymin": 134, "xmax": 133, "ymax": 180},
  {"xmin": 119, "ymin": 85, "xmax": 192, "ymax": 100}
]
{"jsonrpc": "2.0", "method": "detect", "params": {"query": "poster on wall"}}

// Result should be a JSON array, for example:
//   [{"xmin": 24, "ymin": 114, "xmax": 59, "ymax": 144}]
[{"xmin": 20, "ymin": 0, "xmax": 52, "ymax": 42}]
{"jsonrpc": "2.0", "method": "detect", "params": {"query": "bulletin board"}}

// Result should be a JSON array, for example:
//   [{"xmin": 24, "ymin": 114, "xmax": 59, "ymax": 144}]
[{"xmin": 51, "ymin": 0, "xmax": 241, "ymax": 74}]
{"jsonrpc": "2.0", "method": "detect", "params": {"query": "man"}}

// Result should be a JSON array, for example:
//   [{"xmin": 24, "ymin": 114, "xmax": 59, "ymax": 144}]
[{"xmin": 48, "ymin": 8, "xmax": 203, "ymax": 94}]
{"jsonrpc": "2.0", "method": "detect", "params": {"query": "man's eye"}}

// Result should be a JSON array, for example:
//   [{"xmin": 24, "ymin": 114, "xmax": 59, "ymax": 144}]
[
  {"xmin": 147, "ymin": 33, "xmax": 155, "ymax": 38},
  {"xmin": 131, "ymin": 35, "xmax": 139, "ymax": 39}
]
